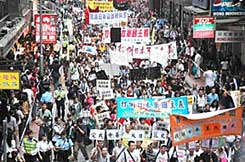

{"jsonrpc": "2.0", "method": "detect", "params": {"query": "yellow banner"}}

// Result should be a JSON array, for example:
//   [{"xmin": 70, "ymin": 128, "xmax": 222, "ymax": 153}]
[
  {"xmin": 87, "ymin": 1, "xmax": 113, "ymax": 12},
  {"xmin": 0, "ymin": 71, "xmax": 20, "ymax": 90}
]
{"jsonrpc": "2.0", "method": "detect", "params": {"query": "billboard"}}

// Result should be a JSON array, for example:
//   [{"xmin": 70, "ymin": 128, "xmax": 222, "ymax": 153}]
[
  {"xmin": 212, "ymin": 0, "xmax": 245, "ymax": 16},
  {"xmin": 0, "ymin": 71, "xmax": 20, "ymax": 90},
  {"xmin": 193, "ymin": 17, "xmax": 215, "ymax": 38},
  {"xmin": 34, "ymin": 14, "xmax": 57, "ymax": 44}
]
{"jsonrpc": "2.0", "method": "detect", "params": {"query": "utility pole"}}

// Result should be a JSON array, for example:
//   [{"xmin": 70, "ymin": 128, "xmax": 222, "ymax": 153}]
[
  {"xmin": 3, "ymin": 120, "xmax": 7, "ymax": 162},
  {"xmin": 40, "ymin": 0, "xmax": 44, "ymax": 76}
]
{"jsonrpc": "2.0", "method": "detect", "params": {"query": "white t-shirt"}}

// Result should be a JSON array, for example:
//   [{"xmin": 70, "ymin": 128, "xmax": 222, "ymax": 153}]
[
  {"xmin": 203, "ymin": 70, "xmax": 215, "ymax": 87},
  {"xmin": 37, "ymin": 140, "xmax": 53, "ymax": 152},
  {"xmin": 155, "ymin": 152, "xmax": 169, "ymax": 162},
  {"xmin": 118, "ymin": 150, "xmax": 141, "ymax": 162}
]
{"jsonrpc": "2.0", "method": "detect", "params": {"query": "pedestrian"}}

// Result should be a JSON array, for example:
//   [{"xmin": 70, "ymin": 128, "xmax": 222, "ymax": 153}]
[
  {"xmin": 54, "ymin": 84, "xmax": 66, "ymax": 121},
  {"xmin": 118, "ymin": 141, "xmax": 141, "ymax": 162},
  {"xmin": 37, "ymin": 134, "xmax": 53, "ymax": 162},
  {"xmin": 23, "ymin": 130, "xmax": 39, "ymax": 162},
  {"xmin": 55, "ymin": 131, "xmax": 74, "ymax": 162}
]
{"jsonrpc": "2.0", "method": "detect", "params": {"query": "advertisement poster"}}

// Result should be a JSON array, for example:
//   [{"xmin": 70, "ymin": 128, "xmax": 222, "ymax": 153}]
[
  {"xmin": 117, "ymin": 96, "xmax": 189, "ymax": 118},
  {"xmin": 213, "ymin": 0, "xmax": 245, "ymax": 16},
  {"xmin": 170, "ymin": 107, "xmax": 242, "ymax": 146},
  {"xmin": 0, "ymin": 71, "xmax": 20, "ymax": 90},
  {"xmin": 34, "ymin": 14, "xmax": 57, "ymax": 44},
  {"xmin": 193, "ymin": 17, "xmax": 215, "ymax": 39}
]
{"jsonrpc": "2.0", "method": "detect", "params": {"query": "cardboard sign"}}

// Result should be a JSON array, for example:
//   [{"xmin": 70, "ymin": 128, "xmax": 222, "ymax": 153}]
[
  {"xmin": 128, "ymin": 130, "xmax": 145, "ymax": 141},
  {"xmin": 170, "ymin": 107, "xmax": 242, "ymax": 146},
  {"xmin": 106, "ymin": 129, "xmax": 121, "ymax": 140},
  {"xmin": 99, "ymin": 89, "xmax": 114, "ymax": 100},
  {"xmin": 137, "ymin": 125, "xmax": 151, "ymax": 138},
  {"xmin": 89, "ymin": 129, "xmax": 105, "ymax": 140},
  {"xmin": 95, "ymin": 111, "xmax": 111, "ymax": 127},
  {"xmin": 152, "ymin": 130, "xmax": 168, "ymax": 141},
  {"xmin": 96, "ymin": 80, "xmax": 111, "ymax": 90},
  {"xmin": 94, "ymin": 101, "xmax": 109, "ymax": 111}
]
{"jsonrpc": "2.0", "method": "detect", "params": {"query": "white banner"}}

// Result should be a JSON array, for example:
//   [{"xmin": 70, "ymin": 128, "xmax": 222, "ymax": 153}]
[
  {"xmin": 106, "ymin": 129, "xmax": 121, "ymax": 140},
  {"xmin": 100, "ymin": 63, "xmax": 121, "ymax": 77},
  {"xmin": 96, "ymin": 79, "xmax": 111, "ymax": 90},
  {"xmin": 110, "ymin": 50, "xmax": 132, "ymax": 66},
  {"xmin": 102, "ymin": 28, "xmax": 150, "ymax": 44},
  {"xmin": 99, "ymin": 89, "xmax": 114, "ymax": 100},
  {"xmin": 115, "ymin": 41, "xmax": 178, "ymax": 61},
  {"xmin": 127, "ymin": 130, "xmax": 145, "ymax": 141},
  {"xmin": 89, "ymin": 129, "xmax": 105, "ymax": 140},
  {"xmin": 89, "ymin": 11, "xmax": 128, "ymax": 25}
]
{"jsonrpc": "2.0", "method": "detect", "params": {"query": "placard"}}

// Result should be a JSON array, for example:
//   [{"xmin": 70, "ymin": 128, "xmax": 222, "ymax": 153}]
[
  {"xmin": 95, "ymin": 111, "xmax": 111, "ymax": 127},
  {"xmin": 128, "ymin": 130, "xmax": 145, "ymax": 141},
  {"xmin": 93, "ymin": 101, "xmax": 109, "ymax": 111},
  {"xmin": 0, "ymin": 71, "xmax": 20, "ymax": 90},
  {"xmin": 96, "ymin": 80, "xmax": 111, "ymax": 90},
  {"xmin": 99, "ymin": 89, "xmax": 114, "ymax": 100},
  {"xmin": 87, "ymin": 1, "xmax": 114, "ymax": 12},
  {"xmin": 152, "ymin": 130, "xmax": 168, "ymax": 141},
  {"xmin": 106, "ymin": 129, "xmax": 121, "ymax": 140},
  {"xmin": 89, "ymin": 129, "xmax": 105, "ymax": 140},
  {"xmin": 170, "ymin": 107, "xmax": 242, "ymax": 146},
  {"xmin": 137, "ymin": 125, "xmax": 151, "ymax": 138}
]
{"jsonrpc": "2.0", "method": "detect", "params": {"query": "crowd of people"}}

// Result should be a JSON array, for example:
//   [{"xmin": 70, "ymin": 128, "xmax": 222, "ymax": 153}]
[{"xmin": 0, "ymin": 0, "xmax": 245, "ymax": 162}]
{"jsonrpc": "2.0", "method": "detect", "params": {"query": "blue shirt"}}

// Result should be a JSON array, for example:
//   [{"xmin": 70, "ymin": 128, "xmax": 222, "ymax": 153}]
[
  {"xmin": 55, "ymin": 137, "xmax": 73, "ymax": 150},
  {"xmin": 40, "ymin": 91, "xmax": 53, "ymax": 103},
  {"xmin": 207, "ymin": 93, "xmax": 219, "ymax": 105}
]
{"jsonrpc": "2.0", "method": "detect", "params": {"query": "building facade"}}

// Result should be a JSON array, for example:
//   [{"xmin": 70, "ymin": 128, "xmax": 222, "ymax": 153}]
[{"xmin": 0, "ymin": 0, "xmax": 32, "ymax": 57}]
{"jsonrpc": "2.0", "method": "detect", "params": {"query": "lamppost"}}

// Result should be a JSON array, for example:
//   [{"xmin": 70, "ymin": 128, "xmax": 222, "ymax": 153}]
[{"xmin": 39, "ymin": 0, "xmax": 44, "ymax": 76}]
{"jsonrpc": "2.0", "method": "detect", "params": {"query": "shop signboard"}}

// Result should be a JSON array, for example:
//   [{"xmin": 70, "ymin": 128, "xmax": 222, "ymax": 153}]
[
  {"xmin": 215, "ymin": 30, "xmax": 245, "ymax": 43},
  {"xmin": 193, "ymin": 17, "xmax": 215, "ymax": 38},
  {"xmin": 212, "ymin": 0, "xmax": 245, "ymax": 16},
  {"xmin": 34, "ymin": 14, "xmax": 57, "ymax": 44},
  {"xmin": 0, "ymin": 71, "xmax": 20, "ymax": 90}
]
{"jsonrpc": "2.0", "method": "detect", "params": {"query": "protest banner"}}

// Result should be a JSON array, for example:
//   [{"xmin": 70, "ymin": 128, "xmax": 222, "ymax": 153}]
[
  {"xmin": 102, "ymin": 28, "xmax": 150, "ymax": 44},
  {"xmin": 87, "ymin": 1, "xmax": 113, "ymax": 12},
  {"xmin": 81, "ymin": 46, "xmax": 97, "ymax": 55},
  {"xmin": 170, "ymin": 107, "xmax": 242, "ymax": 146},
  {"xmin": 0, "ymin": 71, "xmax": 20, "ymax": 90},
  {"xmin": 156, "ymin": 121, "xmax": 170, "ymax": 131},
  {"xmin": 106, "ymin": 129, "xmax": 121, "ymax": 140},
  {"xmin": 95, "ymin": 111, "xmax": 111, "ymax": 127},
  {"xmin": 115, "ymin": 41, "xmax": 178, "ymax": 60},
  {"xmin": 201, "ymin": 139, "xmax": 211, "ymax": 148},
  {"xmin": 117, "ymin": 96, "xmax": 189, "ymax": 118},
  {"xmin": 96, "ymin": 79, "xmax": 111, "ymax": 91},
  {"xmin": 99, "ymin": 89, "xmax": 114, "ymax": 100},
  {"xmin": 89, "ymin": 129, "xmax": 105, "ymax": 140},
  {"xmin": 89, "ymin": 11, "xmax": 128, "ymax": 25}
]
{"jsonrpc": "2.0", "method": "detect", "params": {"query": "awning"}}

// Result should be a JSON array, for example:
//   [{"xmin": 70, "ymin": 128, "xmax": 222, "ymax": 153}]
[{"xmin": 184, "ymin": 6, "xmax": 209, "ymax": 14}]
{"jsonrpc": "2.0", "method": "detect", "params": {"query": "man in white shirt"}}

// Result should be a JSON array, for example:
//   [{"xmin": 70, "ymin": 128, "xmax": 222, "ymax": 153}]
[
  {"xmin": 112, "ymin": 139, "xmax": 125, "ymax": 161},
  {"xmin": 155, "ymin": 144, "xmax": 169, "ymax": 162},
  {"xmin": 203, "ymin": 68, "xmax": 215, "ymax": 88},
  {"xmin": 118, "ymin": 141, "xmax": 141, "ymax": 162}
]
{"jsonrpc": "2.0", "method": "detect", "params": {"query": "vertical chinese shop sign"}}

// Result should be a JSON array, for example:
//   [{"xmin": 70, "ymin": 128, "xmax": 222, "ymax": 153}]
[
  {"xmin": 0, "ymin": 71, "xmax": 20, "ymax": 90},
  {"xmin": 193, "ymin": 17, "xmax": 215, "ymax": 39},
  {"xmin": 34, "ymin": 14, "xmax": 57, "ymax": 44}
]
